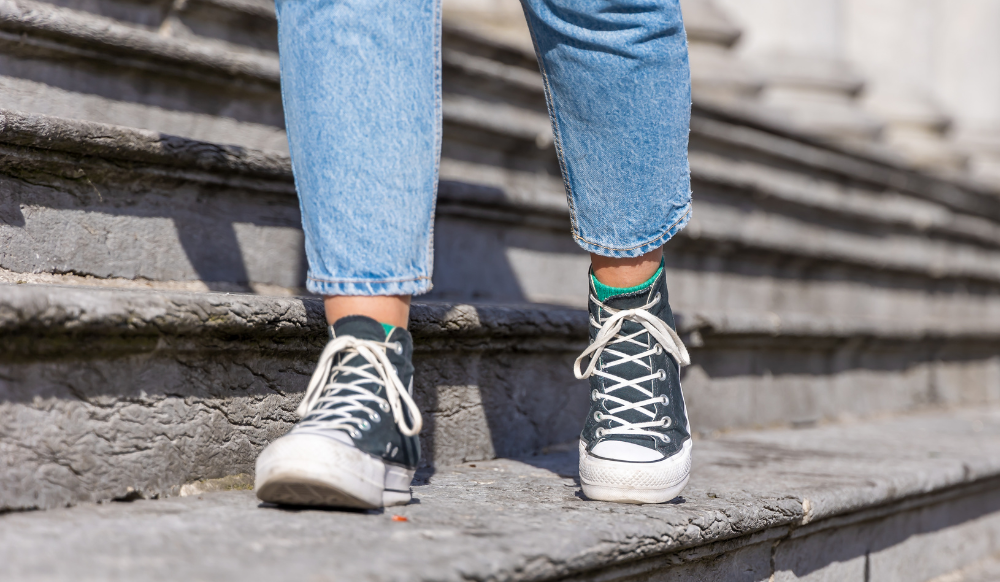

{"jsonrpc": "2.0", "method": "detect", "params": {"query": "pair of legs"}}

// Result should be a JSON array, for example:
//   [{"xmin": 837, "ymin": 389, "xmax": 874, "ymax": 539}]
[
  {"xmin": 257, "ymin": 0, "xmax": 694, "ymax": 507},
  {"xmin": 276, "ymin": 0, "xmax": 692, "ymax": 307}
]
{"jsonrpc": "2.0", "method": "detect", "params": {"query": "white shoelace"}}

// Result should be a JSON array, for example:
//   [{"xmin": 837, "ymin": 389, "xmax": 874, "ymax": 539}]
[
  {"xmin": 573, "ymin": 292, "xmax": 690, "ymax": 440},
  {"xmin": 296, "ymin": 336, "xmax": 423, "ymax": 438}
]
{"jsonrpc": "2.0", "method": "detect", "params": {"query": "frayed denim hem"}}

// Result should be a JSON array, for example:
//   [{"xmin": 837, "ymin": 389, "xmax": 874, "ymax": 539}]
[
  {"xmin": 306, "ymin": 275, "xmax": 433, "ymax": 297},
  {"xmin": 574, "ymin": 203, "xmax": 692, "ymax": 259}
]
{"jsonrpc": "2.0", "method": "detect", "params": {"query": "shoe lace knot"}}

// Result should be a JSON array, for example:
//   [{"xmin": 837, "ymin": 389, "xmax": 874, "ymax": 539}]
[
  {"xmin": 573, "ymin": 292, "xmax": 690, "ymax": 440},
  {"xmin": 296, "ymin": 336, "xmax": 423, "ymax": 438}
]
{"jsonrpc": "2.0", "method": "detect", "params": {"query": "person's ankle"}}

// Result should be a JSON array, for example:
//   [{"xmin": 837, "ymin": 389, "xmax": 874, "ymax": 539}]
[
  {"xmin": 590, "ymin": 247, "xmax": 663, "ymax": 288},
  {"xmin": 323, "ymin": 295, "xmax": 411, "ymax": 329}
]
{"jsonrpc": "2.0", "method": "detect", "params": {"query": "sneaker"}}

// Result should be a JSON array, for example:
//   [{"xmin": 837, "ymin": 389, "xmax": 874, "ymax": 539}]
[
  {"xmin": 255, "ymin": 315, "xmax": 422, "ymax": 508},
  {"xmin": 574, "ymin": 267, "xmax": 692, "ymax": 504}
]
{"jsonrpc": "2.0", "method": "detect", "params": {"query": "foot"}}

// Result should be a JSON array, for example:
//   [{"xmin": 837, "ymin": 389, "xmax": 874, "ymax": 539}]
[
  {"xmin": 255, "ymin": 316, "xmax": 422, "ymax": 509},
  {"xmin": 574, "ymin": 267, "xmax": 692, "ymax": 504}
]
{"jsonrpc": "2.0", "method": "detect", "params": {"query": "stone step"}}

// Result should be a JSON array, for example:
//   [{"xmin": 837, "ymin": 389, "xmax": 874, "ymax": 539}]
[
  {"xmin": 2, "ymin": 407, "xmax": 999, "ymax": 581},
  {"xmin": 0, "ymin": 0, "xmax": 286, "ymax": 150},
  {"xmin": 4, "ymin": 282, "xmax": 1000, "ymax": 511}
]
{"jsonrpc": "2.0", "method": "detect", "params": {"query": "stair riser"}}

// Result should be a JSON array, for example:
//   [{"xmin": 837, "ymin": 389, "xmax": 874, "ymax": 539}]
[
  {"xmin": 4, "ymin": 306, "xmax": 1000, "ymax": 510},
  {"xmin": 0, "ymin": 54, "xmax": 285, "ymax": 149},
  {"xmin": 686, "ymin": 342, "xmax": 1000, "ymax": 434},
  {"xmin": 578, "ymin": 480, "xmax": 1000, "ymax": 582},
  {"xmin": 0, "ymin": 157, "xmax": 304, "ymax": 289},
  {"xmin": 0, "ymin": 341, "xmax": 588, "ymax": 510}
]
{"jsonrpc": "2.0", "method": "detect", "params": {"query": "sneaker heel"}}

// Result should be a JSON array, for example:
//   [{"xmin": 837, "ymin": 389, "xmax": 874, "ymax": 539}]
[{"xmin": 381, "ymin": 489, "xmax": 412, "ymax": 507}]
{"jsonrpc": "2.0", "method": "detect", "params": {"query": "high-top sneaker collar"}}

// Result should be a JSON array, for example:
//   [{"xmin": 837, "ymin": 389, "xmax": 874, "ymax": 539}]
[{"xmin": 590, "ymin": 268, "xmax": 676, "ymax": 330}]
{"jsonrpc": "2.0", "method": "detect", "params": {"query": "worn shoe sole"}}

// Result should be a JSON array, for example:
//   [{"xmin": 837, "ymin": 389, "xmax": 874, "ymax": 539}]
[
  {"xmin": 578, "ymin": 438, "xmax": 692, "ymax": 504},
  {"xmin": 254, "ymin": 433, "xmax": 414, "ymax": 509}
]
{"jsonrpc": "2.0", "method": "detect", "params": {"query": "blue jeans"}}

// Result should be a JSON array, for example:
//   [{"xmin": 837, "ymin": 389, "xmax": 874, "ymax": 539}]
[{"xmin": 276, "ymin": 0, "xmax": 692, "ymax": 297}]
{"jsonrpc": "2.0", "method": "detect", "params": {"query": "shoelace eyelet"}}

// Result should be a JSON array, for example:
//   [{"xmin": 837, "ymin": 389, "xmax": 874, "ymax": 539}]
[
  {"xmin": 658, "ymin": 433, "xmax": 671, "ymax": 443},
  {"xmin": 595, "ymin": 427, "xmax": 606, "ymax": 438},
  {"xmin": 660, "ymin": 395, "xmax": 669, "ymax": 405},
  {"xmin": 657, "ymin": 369, "xmax": 667, "ymax": 381},
  {"xmin": 349, "ymin": 429, "xmax": 362, "ymax": 439},
  {"xmin": 392, "ymin": 342, "xmax": 403, "ymax": 355},
  {"xmin": 661, "ymin": 416, "xmax": 672, "ymax": 428},
  {"xmin": 359, "ymin": 419, "xmax": 371, "ymax": 431},
  {"xmin": 379, "ymin": 401, "xmax": 391, "ymax": 413},
  {"xmin": 654, "ymin": 344, "xmax": 663, "ymax": 355},
  {"xmin": 593, "ymin": 411, "xmax": 602, "ymax": 422},
  {"xmin": 591, "ymin": 389, "xmax": 599, "ymax": 401},
  {"xmin": 368, "ymin": 411, "xmax": 381, "ymax": 423}
]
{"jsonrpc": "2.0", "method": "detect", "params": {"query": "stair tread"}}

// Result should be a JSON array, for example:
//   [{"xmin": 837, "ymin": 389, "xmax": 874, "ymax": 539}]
[
  {"xmin": 2, "ymin": 407, "xmax": 998, "ymax": 581},
  {"xmin": 4, "ymin": 282, "xmax": 1000, "ymax": 347}
]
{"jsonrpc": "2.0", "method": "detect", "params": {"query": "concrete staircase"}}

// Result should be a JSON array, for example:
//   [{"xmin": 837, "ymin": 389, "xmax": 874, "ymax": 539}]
[{"xmin": 2, "ymin": 0, "xmax": 1000, "ymax": 579}]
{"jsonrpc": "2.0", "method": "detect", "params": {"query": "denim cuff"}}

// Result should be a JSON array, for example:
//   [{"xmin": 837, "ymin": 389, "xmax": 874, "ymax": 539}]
[
  {"xmin": 305, "ymin": 275, "xmax": 433, "ymax": 297},
  {"xmin": 574, "ymin": 203, "xmax": 692, "ymax": 259}
]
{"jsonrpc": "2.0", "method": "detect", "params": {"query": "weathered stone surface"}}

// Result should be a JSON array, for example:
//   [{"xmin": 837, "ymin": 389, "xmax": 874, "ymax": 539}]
[
  {"xmin": 4, "ymin": 283, "xmax": 1000, "ymax": 510},
  {"xmin": 0, "ymin": 283, "xmax": 592, "ymax": 509},
  {"xmin": 1, "ymin": 408, "xmax": 999, "ymax": 582}
]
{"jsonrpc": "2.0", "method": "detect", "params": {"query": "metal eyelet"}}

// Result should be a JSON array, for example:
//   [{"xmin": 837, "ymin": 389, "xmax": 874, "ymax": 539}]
[
  {"xmin": 657, "ymin": 369, "xmax": 667, "ymax": 381},
  {"xmin": 661, "ymin": 395, "xmax": 669, "ymax": 405},
  {"xmin": 392, "ymin": 342, "xmax": 403, "ymax": 355},
  {"xmin": 349, "ymin": 429, "xmax": 361, "ymax": 439},
  {"xmin": 595, "ymin": 427, "xmax": 606, "ymax": 438},
  {"xmin": 661, "ymin": 417, "xmax": 672, "ymax": 428},
  {"xmin": 591, "ymin": 389, "xmax": 599, "ymax": 401},
  {"xmin": 652, "ymin": 292, "xmax": 661, "ymax": 304},
  {"xmin": 658, "ymin": 433, "xmax": 671, "ymax": 443},
  {"xmin": 379, "ymin": 402, "xmax": 391, "ymax": 413},
  {"xmin": 654, "ymin": 344, "xmax": 663, "ymax": 355},
  {"xmin": 368, "ymin": 411, "xmax": 381, "ymax": 423},
  {"xmin": 359, "ymin": 419, "xmax": 371, "ymax": 431},
  {"xmin": 593, "ymin": 411, "xmax": 602, "ymax": 422}
]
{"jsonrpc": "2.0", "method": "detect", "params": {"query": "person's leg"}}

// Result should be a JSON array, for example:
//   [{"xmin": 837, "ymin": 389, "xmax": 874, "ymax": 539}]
[
  {"xmin": 521, "ymin": 0, "xmax": 693, "ymax": 504},
  {"xmin": 255, "ymin": 0, "xmax": 441, "ymax": 509}
]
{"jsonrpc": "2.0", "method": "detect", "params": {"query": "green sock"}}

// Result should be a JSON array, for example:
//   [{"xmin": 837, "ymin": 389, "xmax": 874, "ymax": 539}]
[
  {"xmin": 591, "ymin": 260, "xmax": 663, "ymax": 302},
  {"xmin": 380, "ymin": 322, "xmax": 395, "ymax": 337}
]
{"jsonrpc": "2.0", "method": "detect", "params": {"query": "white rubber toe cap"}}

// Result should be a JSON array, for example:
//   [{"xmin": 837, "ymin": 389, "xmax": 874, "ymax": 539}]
[{"xmin": 590, "ymin": 439, "xmax": 664, "ymax": 462}]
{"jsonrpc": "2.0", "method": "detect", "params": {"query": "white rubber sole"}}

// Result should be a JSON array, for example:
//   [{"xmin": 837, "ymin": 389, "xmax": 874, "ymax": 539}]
[
  {"xmin": 254, "ymin": 433, "xmax": 414, "ymax": 509},
  {"xmin": 578, "ymin": 438, "xmax": 692, "ymax": 504}
]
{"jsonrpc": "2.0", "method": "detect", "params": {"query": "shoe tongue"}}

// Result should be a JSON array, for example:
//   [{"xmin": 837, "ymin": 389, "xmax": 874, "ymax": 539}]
[
  {"xmin": 332, "ymin": 315, "xmax": 388, "ymax": 342},
  {"xmin": 601, "ymin": 286, "xmax": 654, "ymax": 311},
  {"xmin": 593, "ymin": 279, "xmax": 660, "ymax": 435}
]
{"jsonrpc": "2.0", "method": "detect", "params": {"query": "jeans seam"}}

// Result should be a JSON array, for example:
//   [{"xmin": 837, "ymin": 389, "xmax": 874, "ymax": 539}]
[
  {"xmin": 521, "ymin": 2, "xmax": 581, "ymax": 241},
  {"xmin": 423, "ymin": 0, "xmax": 442, "ymax": 296},
  {"xmin": 575, "ymin": 206, "xmax": 691, "ymax": 252}
]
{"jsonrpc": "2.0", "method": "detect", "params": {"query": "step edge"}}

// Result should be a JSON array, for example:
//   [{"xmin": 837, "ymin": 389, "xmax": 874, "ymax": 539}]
[{"xmin": 2, "ymin": 283, "xmax": 1000, "ymax": 347}]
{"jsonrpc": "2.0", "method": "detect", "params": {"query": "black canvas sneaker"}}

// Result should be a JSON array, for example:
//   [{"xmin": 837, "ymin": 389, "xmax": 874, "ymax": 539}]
[
  {"xmin": 255, "ymin": 316, "xmax": 422, "ymax": 508},
  {"xmin": 574, "ymin": 268, "xmax": 692, "ymax": 504}
]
